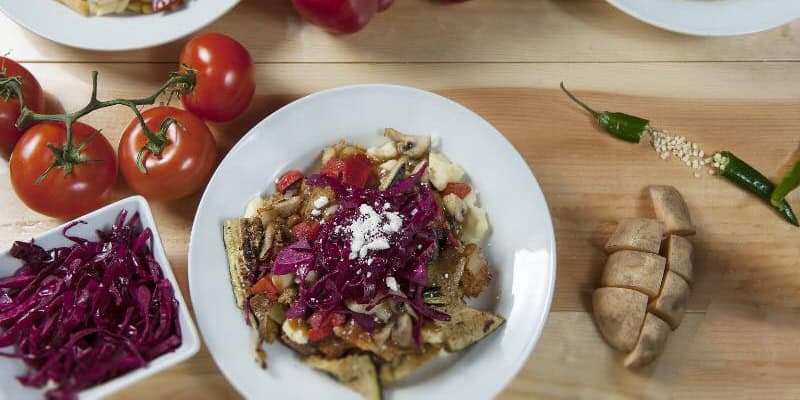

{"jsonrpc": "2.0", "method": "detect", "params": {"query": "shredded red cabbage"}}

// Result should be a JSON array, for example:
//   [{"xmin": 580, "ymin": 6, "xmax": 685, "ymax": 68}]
[
  {"xmin": 0, "ymin": 211, "xmax": 182, "ymax": 400},
  {"xmin": 275, "ymin": 165, "xmax": 450, "ymax": 340}
]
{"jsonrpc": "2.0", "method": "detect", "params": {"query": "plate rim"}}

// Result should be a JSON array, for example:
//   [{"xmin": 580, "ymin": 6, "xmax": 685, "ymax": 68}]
[
  {"xmin": 187, "ymin": 83, "xmax": 557, "ymax": 399},
  {"xmin": 605, "ymin": 0, "xmax": 800, "ymax": 37},
  {"xmin": 0, "ymin": 0, "xmax": 241, "ymax": 51}
]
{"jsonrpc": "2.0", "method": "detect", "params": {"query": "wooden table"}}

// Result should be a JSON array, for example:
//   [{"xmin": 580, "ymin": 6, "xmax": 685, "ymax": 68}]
[{"xmin": 2, "ymin": 1, "xmax": 800, "ymax": 398}]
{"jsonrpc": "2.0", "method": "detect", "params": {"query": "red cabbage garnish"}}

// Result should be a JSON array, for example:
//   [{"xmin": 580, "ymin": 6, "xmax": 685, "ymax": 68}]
[
  {"xmin": 281, "ymin": 164, "xmax": 450, "ymax": 333},
  {"xmin": 0, "ymin": 211, "xmax": 182, "ymax": 399}
]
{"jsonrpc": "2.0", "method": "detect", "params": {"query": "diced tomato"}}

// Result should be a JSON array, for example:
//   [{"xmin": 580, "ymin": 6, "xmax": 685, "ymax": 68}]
[
  {"xmin": 342, "ymin": 153, "xmax": 372, "ymax": 188},
  {"xmin": 307, "ymin": 310, "xmax": 343, "ymax": 342},
  {"xmin": 320, "ymin": 158, "xmax": 345, "ymax": 179},
  {"xmin": 441, "ymin": 182, "xmax": 472, "ymax": 199},
  {"xmin": 291, "ymin": 220, "xmax": 321, "ymax": 240},
  {"xmin": 251, "ymin": 276, "xmax": 280, "ymax": 301},
  {"xmin": 276, "ymin": 170, "xmax": 304, "ymax": 193}
]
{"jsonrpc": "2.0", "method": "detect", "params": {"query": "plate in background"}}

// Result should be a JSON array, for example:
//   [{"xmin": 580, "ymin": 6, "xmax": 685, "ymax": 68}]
[
  {"xmin": 606, "ymin": 0, "xmax": 800, "ymax": 36},
  {"xmin": 0, "ymin": 0, "xmax": 240, "ymax": 51}
]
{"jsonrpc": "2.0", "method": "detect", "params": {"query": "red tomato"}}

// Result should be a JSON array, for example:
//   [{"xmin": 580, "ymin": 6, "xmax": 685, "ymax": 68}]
[
  {"xmin": 251, "ymin": 276, "xmax": 280, "ymax": 301},
  {"xmin": 341, "ymin": 153, "xmax": 372, "ymax": 188},
  {"xmin": 10, "ymin": 122, "xmax": 117, "ymax": 219},
  {"xmin": 291, "ymin": 220, "xmax": 321, "ymax": 240},
  {"xmin": 307, "ymin": 311, "xmax": 344, "ymax": 342},
  {"xmin": 118, "ymin": 106, "xmax": 217, "ymax": 201},
  {"xmin": 0, "ymin": 57, "xmax": 45, "ymax": 158},
  {"xmin": 179, "ymin": 33, "xmax": 255, "ymax": 122},
  {"xmin": 276, "ymin": 170, "xmax": 304, "ymax": 193},
  {"xmin": 320, "ymin": 158, "xmax": 345, "ymax": 179},
  {"xmin": 441, "ymin": 182, "xmax": 471, "ymax": 199},
  {"xmin": 291, "ymin": 0, "xmax": 394, "ymax": 34}
]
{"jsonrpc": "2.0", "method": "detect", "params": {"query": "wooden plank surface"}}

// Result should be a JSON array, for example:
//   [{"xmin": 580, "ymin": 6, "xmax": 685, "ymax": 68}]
[
  {"xmin": 2, "ymin": 1, "xmax": 800, "ymax": 398},
  {"xmin": 3, "ymin": 0, "xmax": 800, "ymax": 63}
]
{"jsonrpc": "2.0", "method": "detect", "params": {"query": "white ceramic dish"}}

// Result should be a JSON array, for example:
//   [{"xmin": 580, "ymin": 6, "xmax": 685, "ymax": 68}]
[
  {"xmin": 0, "ymin": 0, "xmax": 240, "ymax": 51},
  {"xmin": 0, "ymin": 196, "xmax": 200, "ymax": 400},
  {"xmin": 606, "ymin": 0, "xmax": 800, "ymax": 36},
  {"xmin": 188, "ymin": 84, "xmax": 557, "ymax": 399}
]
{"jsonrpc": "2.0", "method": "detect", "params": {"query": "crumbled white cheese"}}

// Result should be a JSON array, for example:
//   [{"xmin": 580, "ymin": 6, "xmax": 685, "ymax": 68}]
[
  {"xmin": 311, "ymin": 209, "xmax": 321, "ymax": 216},
  {"xmin": 386, "ymin": 276, "xmax": 399, "ymax": 291},
  {"xmin": 345, "ymin": 204, "xmax": 404, "ymax": 260},
  {"xmin": 313, "ymin": 196, "xmax": 329, "ymax": 209}
]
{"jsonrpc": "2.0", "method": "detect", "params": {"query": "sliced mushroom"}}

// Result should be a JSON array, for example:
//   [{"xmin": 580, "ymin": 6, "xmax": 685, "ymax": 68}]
[
  {"xmin": 648, "ymin": 271, "xmax": 690, "ymax": 330},
  {"xmin": 601, "ymin": 250, "xmax": 666, "ymax": 298},
  {"xmin": 366, "ymin": 140, "xmax": 399, "ymax": 161},
  {"xmin": 244, "ymin": 196, "xmax": 265, "ymax": 218},
  {"xmin": 649, "ymin": 185, "xmax": 695, "ymax": 235},
  {"xmin": 664, "ymin": 235, "xmax": 693, "ymax": 284},
  {"xmin": 272, "ymin": 196, "xmax": 302, "ymax": 217},
  {"xmin": 592, "ymin": 287, "xmax": 648, "ymax": 352},
  {"xmin": 461, "ymin": 243, "xmax": 492, "ymax": 297},
  {"xmin": 605, "ymin": 218, "xmax": 665, "ymax": 254},
  {"xmin": 258, "ymin": 223, "xmax": 276, "ymax": 260},
  {"xmin": 442, "ymin": 193, "xmax": 467, "ymax": 223},
  {"xmin": 373, "ymin": 321, "xmax": 395, "ymax": 346},
  {"xmin": 392, "ymin": 313, "xmax": 414, "ymax": 348},
  {"xmin": 624, "ymin": 312, "xmax": 670, "ymax": 368},
  {"xmin": 379, "ymin": 156, "xmax": 409, "ymax": 190},
  {"xmin": 249, "ymin": 293, "xmax": 281, "ymax": 343},
  {"xmin": 384, "ymin": 128, "xmax": 431, "ymax": 159}
]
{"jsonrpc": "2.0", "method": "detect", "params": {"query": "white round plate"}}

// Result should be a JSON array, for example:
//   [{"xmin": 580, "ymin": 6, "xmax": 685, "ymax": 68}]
[
  {"xmin": 606, "ymin": 0, "xmax": 800, "ymax": 36},
  {"xmin": 0, "ymin": 0, "xmax": 239, "ymax": 51},
  {"xmin": 188, "ymin": 84, "xmax": 556, "ymax": 400}
]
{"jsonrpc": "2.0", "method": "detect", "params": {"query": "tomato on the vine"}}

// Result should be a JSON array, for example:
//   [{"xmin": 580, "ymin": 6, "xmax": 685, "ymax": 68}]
[
  {"xmin": 10, "ymin": 122, "xmax": 117, "ymax": 219},
  {"xmin": 0, "ymin": 57, "xmax": 45, "ymax": 158},
  {"xmin": 179, "ymin": 33, "xmax": 255, "ymax": 122},
  {"xmin": 118, "ymin": 106, "xmax": 217, "ymax": 200}
]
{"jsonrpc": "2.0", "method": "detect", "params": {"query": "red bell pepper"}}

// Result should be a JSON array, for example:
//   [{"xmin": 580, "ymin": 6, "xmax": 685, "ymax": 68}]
[
  {"xmin": 307, "ymin": 311, "xmax": 346, "ymax": 342},
  {"xmin": 342, "ymin": 153, "xmax": 372, "ymax": 188},
  {"xmin": 276, "ymin": 170, "xmax": 304, "ymax": 193},
  {"xmin": 251, "ymin": 276, "xmax": 280, "ymax": 301},
  {"xmin": 441, "ymin": 182, "xmax": 472, "ymax": 199},
  {"xmin": 291, "ymin": 0, "xmax": 395, "ymax": 34},
  {"xmin": 320, "ymin": 158, "xmax": 345, "ymax": 179},
  {"xmin": 291, "ymin": 220, "xmax": 322, "ymax": 240}
]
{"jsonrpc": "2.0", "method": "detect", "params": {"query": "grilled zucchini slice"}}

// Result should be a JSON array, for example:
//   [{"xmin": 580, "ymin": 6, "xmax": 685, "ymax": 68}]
[
  {"xmin": 223, "ymin": 217, "xmax": 263, "ymax": 308},
  {"xmin": 435, "ymin": 305, "xmax": 505, "ymax": 352},
  {"xmin": 305, "ymin": 354, "xmax": 382, "ymax": 400}
]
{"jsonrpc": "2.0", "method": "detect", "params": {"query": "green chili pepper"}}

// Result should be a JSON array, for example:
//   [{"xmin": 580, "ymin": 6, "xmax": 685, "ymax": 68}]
[
  {"xmin": 715, "ymin": 151, "xmax": 799, "ymax": 226},
  {"xmin": 560, "ymin": 82, "xmax": 650, "ymax": 143},
  {"xmin": 771, "ymin": 160, "xmax": 800, "ymax": 207}
]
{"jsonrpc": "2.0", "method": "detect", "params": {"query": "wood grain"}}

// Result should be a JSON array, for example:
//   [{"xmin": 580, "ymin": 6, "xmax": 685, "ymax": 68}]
[
  {"xmin": 3, "ymin": 0, "xmax": 800, "ymax": 63},
  {"xmin": 2, "ymin": 62, "xmax": 800, "ymax": 398}
]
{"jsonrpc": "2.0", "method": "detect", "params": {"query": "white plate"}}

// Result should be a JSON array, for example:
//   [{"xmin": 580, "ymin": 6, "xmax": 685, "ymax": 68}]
[
  {"xmin": 0, "ymin": 0, "xmax": 239, "ymax": 51},
  {"xmin": 0, "ymin": 196, "xmax": 200, "ymax": 400},
  {"xmin": 188, "ymin": 84, "xmax": 556, "ymax": 400},
  {"xmin": 606, "ymin": 0, "xmax": 800, "ymax": 36}
]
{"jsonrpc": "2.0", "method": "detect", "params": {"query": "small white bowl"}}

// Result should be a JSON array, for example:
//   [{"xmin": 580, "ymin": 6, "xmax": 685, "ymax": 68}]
[{"xmin": 0, "ymin": 196, "xmax": 200, "ymax": 400}]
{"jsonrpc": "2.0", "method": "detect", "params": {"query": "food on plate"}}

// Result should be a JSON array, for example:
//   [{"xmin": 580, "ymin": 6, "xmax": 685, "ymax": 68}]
[
  {"xmin": 592, "ymin": 287, "xmax": 648, "ymax": 352},
  {"xmin": 0, "ymin": 211, "xmax": 183, "ymax": 399},
  {"xmin": 561, "ymin": 82, "xmax": 799, "ymax": 225},
  {"xmin": 118, "ymin": 106, "xmax": 218, "ymax": 200},
  {"xmin": 600, "ymin": 250, "xmax": 666, "ymax": 298},
  {"xmin": 222, "ymin": 129, "xmax": 500, "ymax": 398},
  {"xmin": 594, "ymin": 185, "xmax": 695, "ymax": 367},
  {"xmin": 10, "ymin": 121, "xmax": 117, "ymax": 219},
  {"xmin": 648, "ymin": 185, "xmax": 695, "ymax": 235},
  {"xmin": 57, "ymin": 0, "xmax": 184, "ymax": 16},
  {"xmin": 291, "ymin": 0, "xmax": 395, "ymax": 34},
  {"xmin": 624, "ymin": 313, "xmax": 670, "ymax": 368},
  {"xmin": 712, "ymin": 151, "xmax": 798, "ymax": 226},
  {"xmin": 0, "ymin": 57, "xmax": 45, "ymax": 158},
  {"xmin": 179, "ymin": 33, "xmax": 255, "ymax": 122},
  {"xmin": 604, "ymin": 218, "xmax": 664, "ymax": 254},
  {"xmin": 663, "ymin": 235, "xmax": 692, "ymax": 283}
]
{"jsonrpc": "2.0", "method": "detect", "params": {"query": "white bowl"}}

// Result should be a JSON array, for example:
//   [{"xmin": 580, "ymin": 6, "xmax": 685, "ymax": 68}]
[
  {"xmin": 0, "ymin": 196, "xmax": 200, "ymax": 400},
  {"xmin": 189, "ymin": 84, "xmax": 557, "ymax": 399}
]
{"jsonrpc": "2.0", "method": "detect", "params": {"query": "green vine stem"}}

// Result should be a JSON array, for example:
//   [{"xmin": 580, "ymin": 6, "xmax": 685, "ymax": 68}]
[{"xmin": 0, "ymin": 69, "xmax": 195, "ymax": 182}]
